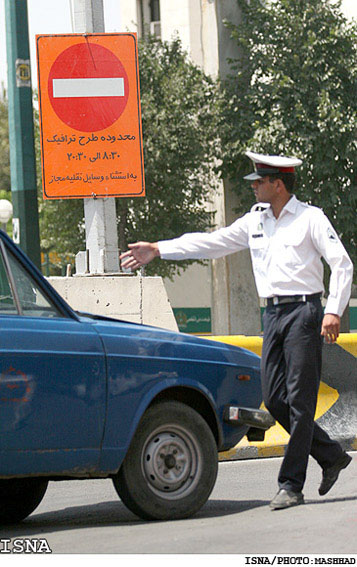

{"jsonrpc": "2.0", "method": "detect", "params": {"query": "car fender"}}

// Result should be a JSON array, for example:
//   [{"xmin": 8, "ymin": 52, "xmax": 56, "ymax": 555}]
[{"xmin": 99, "ymin": 376, "xmax": 222, "ymax": 473}]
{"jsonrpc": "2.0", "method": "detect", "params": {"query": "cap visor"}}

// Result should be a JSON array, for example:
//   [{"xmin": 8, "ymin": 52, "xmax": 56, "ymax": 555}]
[{"xmin": 244, "ymin": 172, "xmax": 263, "ymax": 180}]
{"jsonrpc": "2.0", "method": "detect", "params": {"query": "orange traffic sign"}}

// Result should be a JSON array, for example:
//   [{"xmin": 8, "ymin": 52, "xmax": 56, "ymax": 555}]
[{"xmin": 36, "ymin": 33, "xmax": 145, "ymax": 199}]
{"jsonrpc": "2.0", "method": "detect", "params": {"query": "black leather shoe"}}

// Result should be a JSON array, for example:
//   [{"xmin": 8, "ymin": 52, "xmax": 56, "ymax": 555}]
[
  {"xmin": 319, "ymin": 453, "xmax": 352, "ymax": 496},
  {"xmin": 270, "ymin": 489, "xmax": 304, "ymax": 510}
]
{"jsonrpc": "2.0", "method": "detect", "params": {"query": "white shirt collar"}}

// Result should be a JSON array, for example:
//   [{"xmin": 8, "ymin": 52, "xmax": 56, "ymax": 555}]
[
  {"xmin": 264, "ymin": 194, "xmax": 299, "ymax": 219},
  {"xmin": 284, "ymin": 194, "xmax": 299, "ymax": 214}
]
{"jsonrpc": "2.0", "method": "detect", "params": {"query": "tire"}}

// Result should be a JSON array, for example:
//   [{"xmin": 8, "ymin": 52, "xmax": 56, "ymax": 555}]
[
  {"xmin": 113, "ymin": 400, "xmax": 218, "ymax": 520},
  {"xmin": 0, "ymin": 478, "xmax": 48, "ymax": 524}
]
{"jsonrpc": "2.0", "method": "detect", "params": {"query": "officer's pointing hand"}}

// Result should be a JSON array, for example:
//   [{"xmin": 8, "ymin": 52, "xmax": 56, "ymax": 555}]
[{"xmin": 120, "ymin": 242, "xmax": 160, "ymax": 271}]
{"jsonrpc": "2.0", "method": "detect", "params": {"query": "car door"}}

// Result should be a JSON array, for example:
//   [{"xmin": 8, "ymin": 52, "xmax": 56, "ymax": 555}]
[{"xmin": 0, "ymin": 235, "xmax": 106, "ymax": 477}]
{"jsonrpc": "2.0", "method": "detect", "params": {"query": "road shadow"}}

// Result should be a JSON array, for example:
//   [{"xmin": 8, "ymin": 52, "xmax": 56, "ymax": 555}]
[
  {"xmin": 0, "ymin": 498, "xmax": 268, "ymax": 537},
  {"xmin": 1, "ymin": 494, "xmax": 355, "ymax": 539},
  {"xmin": 305, "ymin": 495, "xmax": 357, "ymax": 506}
]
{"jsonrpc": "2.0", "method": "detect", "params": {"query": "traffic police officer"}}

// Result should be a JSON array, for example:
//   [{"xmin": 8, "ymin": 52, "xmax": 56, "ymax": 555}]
[{"xmin": 120, "ymin": 151, "xmax": 353, "ymax": 510}]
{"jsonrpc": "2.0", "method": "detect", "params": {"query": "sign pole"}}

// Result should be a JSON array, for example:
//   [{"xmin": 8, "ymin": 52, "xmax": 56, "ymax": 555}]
[
  {"xmin": 70, "ymin": 0, "xmax": 119, "ymax": 274},
  {"xmin": 5, "ymin": 0, "xmax": 41, "ymax": 269}
]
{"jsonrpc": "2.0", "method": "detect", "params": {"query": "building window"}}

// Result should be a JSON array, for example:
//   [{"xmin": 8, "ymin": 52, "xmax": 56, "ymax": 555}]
[
  {"xmin": 149, "ymin": 0, "xmax": 161, "ymax": 37},
  {"xmin": 150, "ymin": 0, "xmax": 160, "ymax": 22}
]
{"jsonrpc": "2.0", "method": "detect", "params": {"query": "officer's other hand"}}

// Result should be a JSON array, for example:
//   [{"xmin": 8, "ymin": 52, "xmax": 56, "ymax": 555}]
[
  {"xmin": 321, "ymin": 314, "xmax": 340, "ymax": 343},
  {"xmin": 120, "ymin": 242, "xmax": 160, "ymax": 271}
]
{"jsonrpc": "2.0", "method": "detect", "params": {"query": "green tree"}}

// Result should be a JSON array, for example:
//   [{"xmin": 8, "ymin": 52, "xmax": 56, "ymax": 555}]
[
  {"xmin": 38, "ymin": 35, "xmax": 221, "ymax": 278},
  {"xmin": 220, "ymin": 0, "xmax": 357, "ymax": 269},
  {"xmin": 117, "ymin": 35, "xmax": 221, "ymax": 278},
  {"xmin": 33, "ymin": 94, "xmax": 86, "ymax": 261},
  {"xmin": 0, "ymin": 94, "xmax": 13, "ymax": 235},
  {"xmin": 0, "ymin": 95, "xmax": 11, "ymax": 197}
]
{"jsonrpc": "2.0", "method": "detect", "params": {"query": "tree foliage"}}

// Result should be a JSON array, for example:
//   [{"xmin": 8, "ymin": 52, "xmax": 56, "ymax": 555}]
[
  {"xmin": 34, "ymin": 111, "xmax": 86, "ymax": 257},
  {"xmin": 117, "ymin": 35, "xmax": 221, "ymax": 278},
  {"xmin": 0, "ymin": 95, "xmax": 11, "ymax": 196},
  {"xmin": 0, "ymin": 95, "xmax": 14, "ymax": 234},
  {"xmin": 219, "ymin": 0, "xmax": 357, "ymax": 269},
  {"xmin": 38, "ymin": 35, "xmax": 221, "ymax": 278}
]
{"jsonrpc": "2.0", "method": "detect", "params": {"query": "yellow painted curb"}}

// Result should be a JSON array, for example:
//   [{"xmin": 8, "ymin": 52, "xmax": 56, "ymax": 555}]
[
  {"xmin": 337, "ymin": 333, "xmax": 357, "ymax": 357},
  {"xmin": 259, "ymin": 382, "xmax": 338, "ymax": 447},
  {"xmin": 210, "ymin": 333, "xmax": 357, "ymax": 461},
  {"xmin": 207, "ymin": 335, "xmax": 263, "ymax": 356},
  {"xmin": 207, "ymin": 333, "xmax": 357, "ymax": 358},
  {"xmin": 219, "ymin": 381, "xmax": 339, "ymax": 461}
]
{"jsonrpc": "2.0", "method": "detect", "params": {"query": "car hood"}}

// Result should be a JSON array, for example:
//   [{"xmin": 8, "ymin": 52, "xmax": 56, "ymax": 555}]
[{"xmin": 77, "ymin": 311, "xmax": 261, "ymax": 369}]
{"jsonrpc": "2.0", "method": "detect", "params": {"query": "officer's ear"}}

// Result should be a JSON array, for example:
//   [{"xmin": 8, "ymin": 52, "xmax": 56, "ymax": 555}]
[{"xmin": 275, "ymin": 178, "xmax": 289, "ymax": 195}]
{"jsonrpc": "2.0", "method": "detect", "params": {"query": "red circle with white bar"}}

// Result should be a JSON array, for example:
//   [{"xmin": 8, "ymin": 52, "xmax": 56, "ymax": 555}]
[{"xmin": 48, "ymin": 43, "xmax": 129, "ymax": 132}]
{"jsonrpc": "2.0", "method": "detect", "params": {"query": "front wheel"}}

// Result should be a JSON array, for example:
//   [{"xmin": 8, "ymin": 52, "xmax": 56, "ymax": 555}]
[
  {"xmin": 113, "ymin": 401, "xmax": 218, "ymax": 520},
  {"xmin": 0, "ymin": 478, "xmax": 48, "ymax": 524}
]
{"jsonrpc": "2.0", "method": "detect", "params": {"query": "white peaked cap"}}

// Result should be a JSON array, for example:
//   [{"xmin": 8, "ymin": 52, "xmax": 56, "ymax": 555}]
[{"xmin": 244, "ymin": 151, "xmax": 302, "ymax": 180}]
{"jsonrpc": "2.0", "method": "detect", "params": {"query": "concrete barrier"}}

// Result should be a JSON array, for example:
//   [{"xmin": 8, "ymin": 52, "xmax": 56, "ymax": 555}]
[
  {"xmin": 205, "ymin": 334, "xmax": 357, "ymax": 461},
  {"xmin": 48, "ymin": 275, "xmax": 178, "ymax": 332}
]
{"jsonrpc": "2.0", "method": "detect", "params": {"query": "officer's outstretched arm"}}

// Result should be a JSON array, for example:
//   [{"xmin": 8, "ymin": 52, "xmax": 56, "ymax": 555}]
[{"xmin": 120, "ymin": 242, "xmax": 160, "ymax": 271}]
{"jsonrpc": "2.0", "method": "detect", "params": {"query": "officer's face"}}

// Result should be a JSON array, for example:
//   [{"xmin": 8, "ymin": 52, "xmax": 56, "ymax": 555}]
[{"xmin": 251, "ymin": 176, "xmax": 278, "ymax": 203}]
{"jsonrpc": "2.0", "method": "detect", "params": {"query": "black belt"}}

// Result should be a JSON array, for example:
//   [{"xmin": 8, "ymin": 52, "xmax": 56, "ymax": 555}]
[{"xmin": 267, "ymin": 293, "xmax": 322, "ymax": 306}]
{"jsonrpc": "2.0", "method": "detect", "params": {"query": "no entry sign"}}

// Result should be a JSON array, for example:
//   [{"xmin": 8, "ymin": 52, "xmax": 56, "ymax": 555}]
[
  {"xmin": 36, "ymin": 34, "xmax": 145, "ymax": 199},
  {"xmin": 48, "ymin": 43, "xmax": 130, "ymax": 132}
]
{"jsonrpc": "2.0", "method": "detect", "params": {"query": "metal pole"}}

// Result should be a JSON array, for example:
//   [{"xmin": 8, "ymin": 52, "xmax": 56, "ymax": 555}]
[
  {"xmin": 5, "ymin": 0, "xmax": 41, "ymax": 269},
  {"xmin": 70, "ymin": 0, "xmax": 120, "ymax": 274}
]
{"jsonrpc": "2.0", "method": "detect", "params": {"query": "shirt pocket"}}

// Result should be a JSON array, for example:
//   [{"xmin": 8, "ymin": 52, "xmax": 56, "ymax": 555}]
[
  {"xmin": 280, "ymin": 232, "xmax": 305, "ymax": 268},
  {"xmin": 249, "ymin": 234, "xmax": 269, "ymax": 260}
]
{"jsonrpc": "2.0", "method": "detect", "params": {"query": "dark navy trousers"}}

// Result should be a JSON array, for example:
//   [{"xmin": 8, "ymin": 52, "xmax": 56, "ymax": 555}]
[{"xmin": 261, "ymin": 299, "xmax": 344, "ymax": 493}]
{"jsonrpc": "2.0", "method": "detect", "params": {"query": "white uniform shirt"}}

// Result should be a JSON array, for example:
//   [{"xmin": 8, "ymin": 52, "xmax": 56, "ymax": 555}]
[{"xmin": 158, "ymin": 195, "xmax": 353, "ymax": 317}]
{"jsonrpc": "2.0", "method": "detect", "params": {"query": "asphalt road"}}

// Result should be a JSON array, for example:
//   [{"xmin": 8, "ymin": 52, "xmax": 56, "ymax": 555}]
[{"xmin": 0, "ymin": 452, "xmax": 356, "ymax": 555}]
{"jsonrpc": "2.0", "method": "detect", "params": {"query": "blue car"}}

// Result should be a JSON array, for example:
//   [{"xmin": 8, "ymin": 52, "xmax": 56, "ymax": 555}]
[{"xmin": 0, "ymin": 230, "xmax": 273, "ymax": 522}]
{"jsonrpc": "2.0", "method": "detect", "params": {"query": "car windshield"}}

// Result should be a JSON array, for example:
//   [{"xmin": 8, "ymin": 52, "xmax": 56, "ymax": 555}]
[
  {"xmin": 0, "ymin": 242, "xmax": 63, "ymax": 318},
  {"xmin": 0, "ymin": 249, "xmax": 17, "ymax": 314}
]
